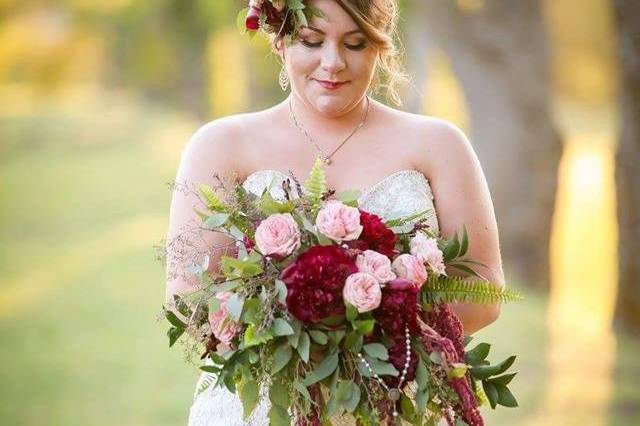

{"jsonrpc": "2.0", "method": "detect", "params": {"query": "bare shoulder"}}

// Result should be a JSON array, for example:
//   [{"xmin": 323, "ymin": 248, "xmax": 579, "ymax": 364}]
[
  {"xmin": 376, "ymin": 103, "xmax": 474, "ymax": 176},
  {"xmin": 178, "ymin": 110, "xmax": 273, "ymax": 179}
]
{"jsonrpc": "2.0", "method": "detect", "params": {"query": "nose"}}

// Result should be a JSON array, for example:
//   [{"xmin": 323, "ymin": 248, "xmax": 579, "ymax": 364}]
[{"xmin": 320, "ymin": 42, "xmax": 346, "ymax": 74}]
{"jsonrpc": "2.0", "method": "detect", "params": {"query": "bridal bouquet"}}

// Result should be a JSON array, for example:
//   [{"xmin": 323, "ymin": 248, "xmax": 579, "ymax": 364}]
[{"xmin": 161, "ymin": 158, "xmax": 523, "ymax": 426}]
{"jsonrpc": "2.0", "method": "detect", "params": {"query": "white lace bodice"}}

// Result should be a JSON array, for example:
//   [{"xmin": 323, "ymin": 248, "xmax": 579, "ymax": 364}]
[{"xmin": 188, "ymin": 169, "xmax": 441, "ymax": 426}]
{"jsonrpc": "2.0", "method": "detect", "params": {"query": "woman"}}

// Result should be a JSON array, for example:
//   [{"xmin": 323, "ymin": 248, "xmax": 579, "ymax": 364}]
[{"xmin": 166, "ymin": 0, "xmax": 505, "ymax": 424}]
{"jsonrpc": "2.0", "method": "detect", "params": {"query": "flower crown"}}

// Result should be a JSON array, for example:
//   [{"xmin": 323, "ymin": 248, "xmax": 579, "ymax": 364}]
[{"xmin": 241, "ymin": 0, "xmax": 325, "ymax": 44}]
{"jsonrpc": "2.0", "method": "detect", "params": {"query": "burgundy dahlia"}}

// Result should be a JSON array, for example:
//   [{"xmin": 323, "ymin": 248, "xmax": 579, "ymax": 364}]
[
  {"xmin": 374, "ymin": 278, "xmax": 419, "ymax": 339},
  {"xmin": 281, "ymin": 245, "xmax": 357, "ymax": 324},
  {"xmin": 346, "ymin": 210, "xmax": 397, "ymax": 258}
]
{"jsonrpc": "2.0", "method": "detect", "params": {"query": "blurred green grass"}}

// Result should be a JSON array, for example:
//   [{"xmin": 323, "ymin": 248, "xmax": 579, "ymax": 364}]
[{"xmin": 0, "ymin": 92, "xmax": 638, "ymax": 425}]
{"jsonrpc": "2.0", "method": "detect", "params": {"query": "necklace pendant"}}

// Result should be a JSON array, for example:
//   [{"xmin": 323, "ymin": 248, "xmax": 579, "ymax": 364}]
[
  {"xmin": 322, "ymin": 156, "xmax": 332, "ymax": 165},
  {"xmin": 388, "ymin": 388, "xmax": 401, "ymax": 402}
]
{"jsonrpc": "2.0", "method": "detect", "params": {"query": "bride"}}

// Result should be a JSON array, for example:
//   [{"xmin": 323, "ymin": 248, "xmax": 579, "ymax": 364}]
[{"xmin": 165, "ymin": 0, "xmax": 505, "ymax": 424}]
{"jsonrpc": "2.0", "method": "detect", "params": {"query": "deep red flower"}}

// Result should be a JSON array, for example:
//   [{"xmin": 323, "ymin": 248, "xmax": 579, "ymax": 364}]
[
  {"xmin": 385, "ymin": 340, "xmax": 419, "ymax": 388},
  {"xmin": 245, "ymin": 1, "xmax": 296, "ymax": 35},
  {"xmin": 347, "ymin": 210, "xmax": 397, "ymax": 258},
  {"xmin": 374, "ymin": 278, "xmax": 419, "ymax": 339},
  {"xmin": 281, "ymin": 245, "xmax": 357, "ymax": 324}
]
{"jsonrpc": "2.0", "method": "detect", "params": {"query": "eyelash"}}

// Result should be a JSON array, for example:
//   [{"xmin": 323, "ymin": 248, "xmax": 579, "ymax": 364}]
[{"xmin": 300, "ymin": 39, "xmax": 368, "ymax": 51}]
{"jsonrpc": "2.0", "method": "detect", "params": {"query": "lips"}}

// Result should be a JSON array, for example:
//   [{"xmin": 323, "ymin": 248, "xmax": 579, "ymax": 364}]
[{"xmin": 315, "ymin": 79, "xmax": 347, "ymax": 90}]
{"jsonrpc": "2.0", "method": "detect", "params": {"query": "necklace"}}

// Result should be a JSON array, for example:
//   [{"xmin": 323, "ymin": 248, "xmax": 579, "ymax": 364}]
[{"xmin": 288, "ymin": 95, "xmax": 370, "ymax": 166}]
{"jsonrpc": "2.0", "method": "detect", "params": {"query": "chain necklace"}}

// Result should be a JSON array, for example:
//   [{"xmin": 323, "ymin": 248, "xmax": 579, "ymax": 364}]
[{"xmin": 288, "ymin": 95, "xmax": 370, "ymax": 166}]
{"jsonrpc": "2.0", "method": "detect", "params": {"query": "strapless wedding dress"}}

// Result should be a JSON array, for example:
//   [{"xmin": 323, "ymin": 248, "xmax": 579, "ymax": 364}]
[{"xmin": 188, "ymin": 169, "xmax": 441, "ymax": 426}]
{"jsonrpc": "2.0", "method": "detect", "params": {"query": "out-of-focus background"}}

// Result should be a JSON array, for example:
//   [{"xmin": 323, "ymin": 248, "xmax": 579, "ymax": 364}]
[{"xmin": 1, "ymin": 0, "xmax": 638, "ymax": 425}]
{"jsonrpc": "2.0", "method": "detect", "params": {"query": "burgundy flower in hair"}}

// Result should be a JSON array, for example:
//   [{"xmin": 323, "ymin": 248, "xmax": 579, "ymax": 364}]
[{"xmin": 245, "ymin": 0, "xmax": 297, "ymax": 35}]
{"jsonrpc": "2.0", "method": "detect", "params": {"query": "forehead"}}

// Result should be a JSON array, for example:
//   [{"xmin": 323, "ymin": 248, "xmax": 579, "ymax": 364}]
[{"xmin": 305, "ymin": 0, "xmax": 362, "ymax": 34}]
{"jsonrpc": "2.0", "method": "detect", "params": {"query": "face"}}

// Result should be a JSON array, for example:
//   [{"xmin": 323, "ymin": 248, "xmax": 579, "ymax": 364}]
[{"xmin": 279, "ymin": 0, "xmax": 378, "ymax": 118}]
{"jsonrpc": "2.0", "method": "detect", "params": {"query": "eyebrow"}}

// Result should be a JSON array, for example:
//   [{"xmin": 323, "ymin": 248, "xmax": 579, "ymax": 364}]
[{"xmin": 302, "ymin": 25, "xmax": 363, "ymax": 36}]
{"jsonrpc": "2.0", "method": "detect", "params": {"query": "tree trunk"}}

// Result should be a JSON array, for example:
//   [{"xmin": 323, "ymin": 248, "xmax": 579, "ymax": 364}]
[
  {"xmin": 408, "ymin": 0, "xmax": 562, "ymax": 291},
  {"xmin": 612, "ymin": 0, "xmax": 640, "ymax": 334}
]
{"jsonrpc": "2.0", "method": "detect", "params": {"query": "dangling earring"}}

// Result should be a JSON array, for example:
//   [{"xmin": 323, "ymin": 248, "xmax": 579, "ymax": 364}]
[{"xmin": 279, "ymin": 65, "xmax": 290, "ymax": 91}]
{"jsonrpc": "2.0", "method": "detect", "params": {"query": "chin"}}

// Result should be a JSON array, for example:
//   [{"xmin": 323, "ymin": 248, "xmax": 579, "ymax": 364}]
[{"xmin": 310, "ymin": 93, "xmax": 357, "ymax": 117}]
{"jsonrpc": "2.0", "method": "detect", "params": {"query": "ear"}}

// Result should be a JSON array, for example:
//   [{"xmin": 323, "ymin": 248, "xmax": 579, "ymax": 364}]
[{"xmin": 273, "ymin": 37, "xmax": 285, "ymax": 60}]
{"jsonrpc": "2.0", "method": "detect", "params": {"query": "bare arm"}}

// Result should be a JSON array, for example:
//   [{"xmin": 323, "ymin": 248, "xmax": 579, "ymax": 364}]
[
  {"xmin": 164, "ymin": 119, "xmax": 242, "ymax": 320},
  {"xmin": 421, "ymin": 120, "xmax": 505, "ymax": 335}
]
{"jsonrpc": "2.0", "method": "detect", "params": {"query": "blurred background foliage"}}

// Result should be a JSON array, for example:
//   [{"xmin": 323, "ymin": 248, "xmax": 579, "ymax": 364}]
[{"xmin": 0, "ymin": 0, "xmax": 638, "ymax": 425}]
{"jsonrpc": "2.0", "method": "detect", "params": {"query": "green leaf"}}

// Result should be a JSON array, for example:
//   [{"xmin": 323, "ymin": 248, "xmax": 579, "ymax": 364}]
[
  {"xmin": 354, "ymin": 319, "xmax": 375, "ymax": 335},
  {"xmin": 336, "ymin": 189, "xmax": 361, "ymax": 205},
  {"xmin": 239, "ymin": 379, "xmax": 259, "ymax": 419},
  {"xmin": 225, "ymin": 293, "xmax": 244, "ymax": 321},
  {"xmin": 243, "ymin": 298, "xmax": 262, "ymax": 325},
  {"xmin": 200, "ymin": 365, "xmax": 221, "ymax": 374},
  {"xmin": 459, "ymin": 225, "xmax": 469, "ymax": 256},
  {"xmin": 269, "ymin": 380, "xmax": 290, "ymax": 408},
  {"xmin": 272, "ymin": 344, "xmax": 293, "ymax": 374},
  {"xmin": 465, "ymin": 343, "xmax": 491, "ymax": 366},
  {"xmin": 220, "ymin": 256, "xmax": 263, "ymax": 279},
  {"xmin": 269, "ymin": 405, "xmax": 289, "ymax": 426},
  {"xmin": 287, "ymin": 319, "xmax": 302, "ymax": 347},
  {"xmin": 343, "ymin": 383, "xmax": 361, "ymax": 413},
  {"xmin": 487, "ymin": 372, "xmax": 518, "ymax": 386},
  {"xmin": 304, "ymin": 157, "xmax": 328, "ymax": 211},
  {"xmin": 482, "ymin": 381, "xmax": 499, "ymax": 409},
  {"xmin": 321, "ymin": 315, "xmax": 345, "ymax": 327},
  {"xmin": 495, "ymin": 383, "xmax": 519, "ymax": 407},
  {"xmin": 275, "ymin": 279, "xmax": 288, "ymax": 304},
  {"xmin": 272, "ymin": 318, "xmax": 295, "ymax": 336},
  {"xmin": 165, "ymin": 310, "xmax": 187, "ymax": 328},
  {"xmin": 208, "ymin": 297, "xmax": 221, "ymax": 314},
  {"xmin": 363, "ymin": 343, "xmax": 389, "ymax": 360},
  {"xmin": 293, "ymin": 380, "xmax": 312, "ymax": 401},
  {"xmin": 203, "ymin": 213, "xmax": 230, "ymax": 229},
  {"xmin": 243, "ymin": 324, "xmax": 273, "ymax": 348},
  {"xmin": 346, "ymin": 303, "xmax": 358, "ymax": 322},
  {"xmin": 416, "ymin": 360, "xmax": 428, "ymax": 391},
  {"xmin": 366, "ymin": 357, "xmax": 399, "ymax": 377},
  {"xmin": 423, "ymin": 275, "xmax": 524, "ymax": 305},
  {"xmin": 302, "ymin": 352, "xmax": 339, "ymax": 386},
  {"xmin": 198, "ymin": 184, "xmax": 228, "ymax": 212},
  {"xmin": 167, "ymin": 326, "xmax": 184, "ymax": 347},
  {"xmin": 297, "ymin": 331, "xmax": 311, "ymax": 363},
  {"xmin": 309, "ymin": 330, "xmax": 328, "ymax": 345},
  {"xmin": 400, "ymin": 393, "xmax": 417, "ymax": 423},
  {"xmin": 415, "ymin": 386, "xmax": 429, "ymax": 414},
  {"xmin": 470, "ymin": 355, "xmax": 516, "ymax": 380},
  {"xmin": 336, "ymin": 380, "xmax": 353, "ymax": 402},
  {"xmin": 344, "ymin": 331, "xmax": 363, "ymax": 353}
]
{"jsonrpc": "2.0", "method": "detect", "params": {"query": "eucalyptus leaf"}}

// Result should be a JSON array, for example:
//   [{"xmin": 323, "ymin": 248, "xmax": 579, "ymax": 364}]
[
  {"xmin": 272, "ymin": 318, "xmax": 295, "ymax": 336},
  {"xmin": 203, "ymin": 213, "xmax": 230, "ymax": 229},
  {"xmin": 225, "ymin": 293, "xmax": 244, "ymax": 321},
  {"xmin": 269, "ymin": 405, "xmax": 289, "ymax": 426},
  {"xmin": 363, "ymin": 343, "xmax": 389, "ymax": 361},
  {"xmin": 272, "ymin": 344, "xmax": 293, "ymax": 375},
  {"xmin": 495, "ymin": 383, "xmax": 519, "ymax": 407},
  {"xmin": 239, "ymin": 379, "xmax": 259, "ymax": 419},
  {"xmin": 416, "ymin": 360, "xmax": 428, "ymax": 391},
  {"xmin": 309, "ymin": 330, "xmax": 328, "ymax": 345},
  {"xmin": 297, "ymin": 331, "xmax": 311, "ymax": 363},
  {"xmin": 302, "ymin": 352, "xmax": 339, "ymax": 386},
  {"xmin": 343, "ymin": 383, "xmax": 361, "ymax": 413}
]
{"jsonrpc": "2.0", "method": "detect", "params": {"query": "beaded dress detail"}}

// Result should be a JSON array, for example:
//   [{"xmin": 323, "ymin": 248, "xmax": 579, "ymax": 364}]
[{"xmin": 188, "ymin": 169, "xmax": 441, "ymax": 426}]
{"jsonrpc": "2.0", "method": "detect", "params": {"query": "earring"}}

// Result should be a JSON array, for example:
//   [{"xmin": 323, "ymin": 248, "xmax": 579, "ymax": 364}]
[{"xmin": 279, "ymin": 66, "xmax": 290, "ymax": 91}]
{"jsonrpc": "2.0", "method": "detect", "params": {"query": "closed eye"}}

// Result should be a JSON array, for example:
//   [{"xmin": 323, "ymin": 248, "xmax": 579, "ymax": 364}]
[{"xmin": 300, "ymin": 39, "xmax": 368, "ymax": 51}]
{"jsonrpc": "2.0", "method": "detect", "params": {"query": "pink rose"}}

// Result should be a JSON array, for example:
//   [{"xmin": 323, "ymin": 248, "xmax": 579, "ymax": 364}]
[
  {"xmin": 356, "ymin": 249, "xmax": 396, "ymax": 284},
  {"xmin": 343, "ymin": 272, "xmax": 382, "ymax": 313},
  {"xmin": 410, "ymin": 233, "xmax": 447, "ymax": 276},
  {"xmin": 315, "ymin": 200, "xmax": 363, "ymax": 242},
  {"xmin": 255, "ymin": 213, "xmax": 301, "ymax": 257},
  {"xmin": 392, "ymin": 254, "xmax": 428, "ymax": 287},
  {"xmin": 208, "ymin": 292, "xmax": 241, "ymax": 346}
]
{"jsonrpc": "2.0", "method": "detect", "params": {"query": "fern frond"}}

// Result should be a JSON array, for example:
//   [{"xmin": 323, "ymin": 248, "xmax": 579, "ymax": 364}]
[
  {"xmin": 384, "ymin": 208, "xmax": 434, "ymax": 228},
  {"xmin": 304, "ymin": 157, "xmax": 328, "ymax": 211},
  {"xmin": 194, "ymin": 372, "xmax": 216, "ymax": 398},
  {"xmin": 198, "ymin": 184, "xmax": 229, "ymax": 213},
  {"xmin": 424, "ymin": 275, "xmax": 525, "ymax": 304}
]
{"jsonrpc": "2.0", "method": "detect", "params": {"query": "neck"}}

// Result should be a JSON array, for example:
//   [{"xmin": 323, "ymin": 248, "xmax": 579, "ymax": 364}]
[{"xmin": 285, "ymin": 93, "xmax": 370, "ymax": 140}]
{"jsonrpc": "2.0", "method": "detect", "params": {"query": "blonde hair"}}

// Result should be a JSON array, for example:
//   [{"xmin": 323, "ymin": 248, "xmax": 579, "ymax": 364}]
[
  {"xmin": 271, "ymin": 0, "xmax": 408, "ymax": 106},
  {"xmin": 333, "ymin": 0, "xmax": 408, "ymax": 106}
]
